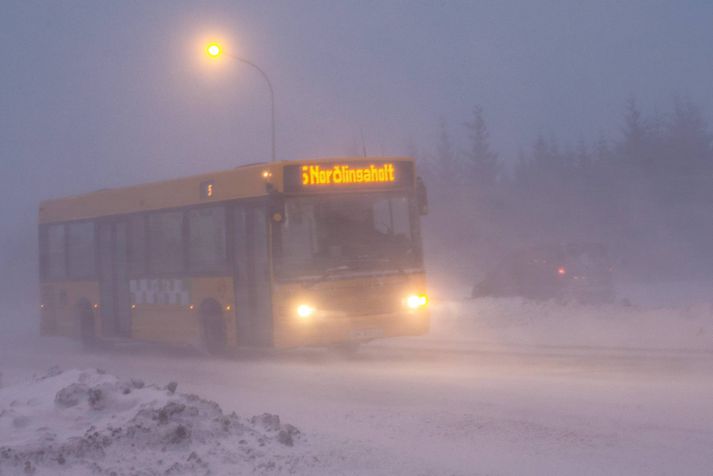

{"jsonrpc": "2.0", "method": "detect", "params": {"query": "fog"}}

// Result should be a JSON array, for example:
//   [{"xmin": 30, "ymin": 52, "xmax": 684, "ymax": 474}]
[
  {"xmin": 424, "ymin": 98, "xmax": 713, "ymax": 295},
  {"xmin": 2, "ymin": 2, "xmax": 713, "ymax": 474},
  {"xmin": 3, "ymin": 1, "xmax": 713, "ymax": 319}
]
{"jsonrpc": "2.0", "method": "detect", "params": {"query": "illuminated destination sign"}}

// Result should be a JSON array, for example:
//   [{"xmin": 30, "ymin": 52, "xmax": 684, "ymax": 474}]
[
  {"xmin": 302, "ymin": 163, "xmax": 395, "ymax": 186},
  {"xmin": 283, "ymin": 161, "xmax": 413, "ymax": 193}
]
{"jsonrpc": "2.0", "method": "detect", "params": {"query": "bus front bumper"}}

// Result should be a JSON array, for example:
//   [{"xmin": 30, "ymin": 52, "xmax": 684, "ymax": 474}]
[{"xmin": 273, "ymin": 310, "xmax": 430, "ymax": 349}]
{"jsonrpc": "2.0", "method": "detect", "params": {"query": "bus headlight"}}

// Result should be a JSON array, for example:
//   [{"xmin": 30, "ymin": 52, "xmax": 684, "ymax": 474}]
[
  {"xmin": 296, "ymin": 304, "xmax": 316, "ymax": 319},
  {"xmin": 405, "ymin": 294, "xmax": 428, "ymax": 310}
]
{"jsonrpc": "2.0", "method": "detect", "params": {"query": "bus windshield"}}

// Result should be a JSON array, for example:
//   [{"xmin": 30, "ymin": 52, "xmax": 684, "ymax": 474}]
[{"xmin": 275, "ymin": 193, "xmax": 421, "ymax": 280}]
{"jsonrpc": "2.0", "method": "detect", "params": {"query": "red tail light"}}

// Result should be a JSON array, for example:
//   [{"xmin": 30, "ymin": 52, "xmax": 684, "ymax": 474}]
[{"xmin": 557, "ymin": 266, "xmax": 567, "ymax": 276}]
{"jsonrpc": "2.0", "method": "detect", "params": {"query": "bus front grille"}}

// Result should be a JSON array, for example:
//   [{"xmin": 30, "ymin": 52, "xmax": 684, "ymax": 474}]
[{"xmin": 319, "ymin": 284, "xmax": 403, "ymax": 317}]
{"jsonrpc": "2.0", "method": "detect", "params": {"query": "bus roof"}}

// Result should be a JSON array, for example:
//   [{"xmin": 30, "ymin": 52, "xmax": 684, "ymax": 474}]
[{"xmin": 39, "ymin": 156, "xmax": 414, "ymax": 224}]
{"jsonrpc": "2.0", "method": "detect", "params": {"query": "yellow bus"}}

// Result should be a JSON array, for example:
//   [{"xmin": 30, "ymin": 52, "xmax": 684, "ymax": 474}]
[{"xmin": 38, "ymin": 157, "xmax": 429, "ymax": 352}]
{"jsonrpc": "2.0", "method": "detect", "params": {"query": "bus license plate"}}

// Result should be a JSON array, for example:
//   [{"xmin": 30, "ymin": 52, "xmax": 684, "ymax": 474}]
[{"xmin": 351, "ymin": 328, "xmax": 384, "ymax": 340}]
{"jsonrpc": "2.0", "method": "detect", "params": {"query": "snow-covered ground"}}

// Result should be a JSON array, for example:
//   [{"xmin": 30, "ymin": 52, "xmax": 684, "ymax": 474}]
[
  {"xmin": 431, "ymin": 296, "xmax": 713, "ymax": 351},
  {"xmin": 2, "ymin": 296, "xmax": 713, "ymax": 475},
  {"xmin": 0, "ymin": 368, "xmax": 303, "ymax": 475}
]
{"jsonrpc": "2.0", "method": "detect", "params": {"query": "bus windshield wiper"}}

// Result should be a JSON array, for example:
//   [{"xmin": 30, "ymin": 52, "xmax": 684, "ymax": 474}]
[
  {"xmin": 303, "ymin": 264, "xmax": 351, "ymax": 288},
  {"xmin": 366, "ymin": 255, "xmax": 407, "ymax": 276}
]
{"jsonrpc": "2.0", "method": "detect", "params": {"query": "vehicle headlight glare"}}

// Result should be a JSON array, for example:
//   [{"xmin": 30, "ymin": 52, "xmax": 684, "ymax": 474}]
[
  {"xmin": 296, "ymin": 304, "xmax": 315, "ymax": 319},
  {"xmin": 405, "ymin": 294, "xmax": 428, "ymax": 309}
]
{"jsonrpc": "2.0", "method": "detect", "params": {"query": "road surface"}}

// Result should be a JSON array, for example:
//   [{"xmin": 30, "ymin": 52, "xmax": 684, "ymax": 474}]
[{"xmin": 2, "ymin": 321, "xmax": 712, "ymax": 475}]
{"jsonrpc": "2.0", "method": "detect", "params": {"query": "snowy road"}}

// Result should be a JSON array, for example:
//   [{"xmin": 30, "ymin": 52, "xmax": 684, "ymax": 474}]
[{"xmin": 2, "ymin": 299, "xmax": 713, "ymax": 475}]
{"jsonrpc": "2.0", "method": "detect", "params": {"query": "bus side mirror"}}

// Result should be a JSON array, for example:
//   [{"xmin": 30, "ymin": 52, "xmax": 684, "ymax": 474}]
[{"xmin": 416, "ymin": 176, "xmax": 428, "ymax": 216}]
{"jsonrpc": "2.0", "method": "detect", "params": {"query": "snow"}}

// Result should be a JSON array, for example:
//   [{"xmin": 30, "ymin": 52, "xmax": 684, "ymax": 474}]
[
  {"xmin": 1, "ymin": 295, "xmax": 713, "ymax": 475},
  {"xmin": 429, "ymin": 296, "xmax": 713, "ymax": 352},
  {"xmin": 0, "ymin": 368, "xmax": 304, "ymax": 475}
]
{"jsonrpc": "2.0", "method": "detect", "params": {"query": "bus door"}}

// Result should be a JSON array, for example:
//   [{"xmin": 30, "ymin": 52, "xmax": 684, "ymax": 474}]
[
  {"xmin": 233, "ymin": 203, "xmax": 273, "ymax": 346},
  {"xmin": 98, "ymin": 220, "xmax": 131, "ymax": 338}
]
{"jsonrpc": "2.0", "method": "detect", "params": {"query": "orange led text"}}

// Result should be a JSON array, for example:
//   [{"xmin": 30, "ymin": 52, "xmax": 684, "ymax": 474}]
[{"xmin": 301, "ymin": 163, "xmax": 396, "ymax": 186}]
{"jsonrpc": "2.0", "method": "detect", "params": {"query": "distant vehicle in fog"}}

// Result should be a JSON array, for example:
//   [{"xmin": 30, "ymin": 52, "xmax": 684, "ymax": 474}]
[{"xmin": 471, "ymin": 243, "xmax": 615, "ymax": 303}]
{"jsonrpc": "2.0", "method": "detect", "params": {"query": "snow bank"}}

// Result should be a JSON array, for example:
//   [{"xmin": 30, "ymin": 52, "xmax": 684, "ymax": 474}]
[
  {"xmin": 0, "ymin": 368, "xmax": 304, "ymax": 475},
  {"xmin": 430, "ymin": 297, "xmax": 713, "ymax": 352}
]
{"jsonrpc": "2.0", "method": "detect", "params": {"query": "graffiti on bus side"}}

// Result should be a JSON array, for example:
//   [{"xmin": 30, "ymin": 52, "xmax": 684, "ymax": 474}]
[{"xmin": 129, "ymin": 278, "xmax": 190, "ymax": 306}]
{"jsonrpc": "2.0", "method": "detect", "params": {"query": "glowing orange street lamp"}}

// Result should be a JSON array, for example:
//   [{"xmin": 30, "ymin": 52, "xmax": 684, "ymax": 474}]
[
  {"xmin": 206, "ymin": 43, "xmax": 221, "ymax": 57},
  {"xmin": 205, "ymin": 41, "xmax": 276, "ymax": 163}
]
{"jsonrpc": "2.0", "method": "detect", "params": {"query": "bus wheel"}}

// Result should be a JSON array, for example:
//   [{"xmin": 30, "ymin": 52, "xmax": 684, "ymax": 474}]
[
  {"xmin": 200, "ymin": 300, "xmax": 226, "ymax": 355},
  {"xmin": 77, "ymin": 300, "xmax": 97, "ymax": 350}
]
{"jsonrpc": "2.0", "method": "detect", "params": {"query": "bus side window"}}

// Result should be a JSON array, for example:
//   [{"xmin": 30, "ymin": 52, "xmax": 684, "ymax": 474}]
[
  {"xmin": 128, "ymin": 215, "xmax": 146, "ymax": 275},
  {"xmin": 67, "ymin": 221, "xmax": 96, "ymax": 278},
  {"xmin": 372, "ymin": 199, "xmax": 392, "ymax": 235},
  {"xmin": 390, "ymin": 196, "xmax": 410, "ymax": 237},
  {"xmin": 148, "ymin": 211, "xmax": 184, "ymax": 274},
  {"xmin": 187, "ymin": 206, "xmax": 227, "ymax": 273},
  {"xmin": 46, "ymin": 224, "xmax": 66, "ymax": 280}
]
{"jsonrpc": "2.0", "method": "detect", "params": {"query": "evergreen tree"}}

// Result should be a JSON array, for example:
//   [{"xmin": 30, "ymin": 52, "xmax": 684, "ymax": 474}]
[
  {"xmin": 594, "ymin": 132, "xmax": 611, "ymax": 163},
  {"xmin": 665, "ymin": 97, "xmax": 712, "ymax": 177},
  {"xmin": 623, "ymin": 97, "xmax": 644, "ymax": 151},
  {"xmin": 463, "ymin": 106, "xmax": 499, "ymax": 188},
  {"xmin": 532, "ymin": 134, "xmax": 549, "ymax": 165},
  {"xmin": 576, "ymin": 139, "xmax": 591, "ymax": 172},
  {"xmin": 621, "ymin": 96, "xmax": 653, "ymax": 173},
  {"xmin": 435, "ymin": 117, "xmax": 456, "ymax": 186}
]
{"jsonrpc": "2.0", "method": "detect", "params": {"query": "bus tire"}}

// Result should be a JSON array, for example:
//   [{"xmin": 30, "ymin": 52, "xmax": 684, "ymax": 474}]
[
  {"xmin": 77, "ymin": 299, "xmax": 97, "ymax": 350},
  {"xmin": 200, "ymin": 299, "xmax": 226, "ymax": 355}
]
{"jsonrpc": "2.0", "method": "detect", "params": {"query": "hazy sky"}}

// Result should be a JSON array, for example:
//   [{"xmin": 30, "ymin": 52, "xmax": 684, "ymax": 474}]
[{"xmin": 2, "ymin": 0, "xmax": 713, "ymax": 302}]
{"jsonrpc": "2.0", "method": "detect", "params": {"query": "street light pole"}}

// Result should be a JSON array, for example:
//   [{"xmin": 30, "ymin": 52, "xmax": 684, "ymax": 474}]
[
  {"xmin": 205, "ymin": 43, "xmax": 276, "ymax": 163},
  {"xmin": 234, "ymin": 56, "xmax": 276, "ymax": 163}
]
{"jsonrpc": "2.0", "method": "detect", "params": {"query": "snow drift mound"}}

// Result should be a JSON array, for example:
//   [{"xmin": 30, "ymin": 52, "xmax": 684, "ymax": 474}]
[
  {"xmin": 431, "ymin": 297, "xmax": 713, "ymax": 351},
  {"xmin": 0, "ymin": 368, "xmax": 303, "ymax": 475}
]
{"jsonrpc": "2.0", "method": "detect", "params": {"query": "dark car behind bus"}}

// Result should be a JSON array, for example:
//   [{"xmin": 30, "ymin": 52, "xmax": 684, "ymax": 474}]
[{"xmin": 472, "ymin": 243, "xmax": 615, "ymax": 304}]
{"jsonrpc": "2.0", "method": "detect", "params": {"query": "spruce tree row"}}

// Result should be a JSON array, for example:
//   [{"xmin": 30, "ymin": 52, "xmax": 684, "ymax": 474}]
[{"xmin": 417, "ymin": 98, "xmax": 713, "ymax": 280}]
